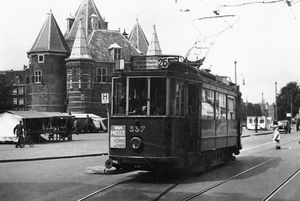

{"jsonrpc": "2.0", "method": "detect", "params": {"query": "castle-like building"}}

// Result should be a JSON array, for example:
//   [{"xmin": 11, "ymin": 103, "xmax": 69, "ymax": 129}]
[{"xmin": 2, "ymin": 0, "xmax": 162, "ymax": 117}]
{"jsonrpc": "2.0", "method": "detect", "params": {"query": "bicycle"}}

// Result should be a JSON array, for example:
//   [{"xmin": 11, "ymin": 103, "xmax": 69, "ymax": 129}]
[{"xmin": 19, "ymin": 134, "xmax": 34, "ymax": 148}]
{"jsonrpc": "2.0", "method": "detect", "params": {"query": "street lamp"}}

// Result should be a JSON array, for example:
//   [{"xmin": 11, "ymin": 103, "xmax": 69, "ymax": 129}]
[{"xmin": 234, "ymin": 60, "xmax": 245, "ymax": 85}]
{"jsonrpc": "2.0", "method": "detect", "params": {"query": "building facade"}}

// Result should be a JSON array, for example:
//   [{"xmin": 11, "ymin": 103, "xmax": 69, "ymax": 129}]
[{"xmin": 1, "ymin": 0, "xmax": 153, "ymax": 117}]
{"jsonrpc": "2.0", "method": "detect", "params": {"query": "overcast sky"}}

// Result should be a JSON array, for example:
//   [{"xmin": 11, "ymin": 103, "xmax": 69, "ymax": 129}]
[{"xmin": 1, "ymin": 0, "xmax": 300, "ymax": 104}]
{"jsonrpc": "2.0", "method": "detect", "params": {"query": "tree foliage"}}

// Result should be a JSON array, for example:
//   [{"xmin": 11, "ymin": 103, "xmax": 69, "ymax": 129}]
[
  {"xmin": 0, "ymin": 74, "xmax": 13, "ymax": 113},
  {"xmin": 276, "ymin": 81, "xmax": 300, "ymax": 120}
]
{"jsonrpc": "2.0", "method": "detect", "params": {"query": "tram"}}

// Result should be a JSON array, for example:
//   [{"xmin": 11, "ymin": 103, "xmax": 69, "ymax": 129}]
[{"xmin": 105, "ymin": 55, "xmax": 242, "ymax": 172}]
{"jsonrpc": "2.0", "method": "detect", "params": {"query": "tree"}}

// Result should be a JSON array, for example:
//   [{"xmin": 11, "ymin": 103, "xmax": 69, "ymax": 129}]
[
  {"xmin": 276, "ymin": 81, "xmax": 300, "ymax": 120},
  {"xmin": 0, "ymin": 74, "xmax": 13, "ymax": 113},
  {"xmin": 245, "ymin": 102, "xmax": 262, "ymax": 117}
]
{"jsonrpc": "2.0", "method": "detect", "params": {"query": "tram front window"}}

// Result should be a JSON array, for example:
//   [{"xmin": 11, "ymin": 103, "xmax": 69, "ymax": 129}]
[
  {"xmin": 128, "ymin": 78, "xmax": 148, "ymax": 115},
  {"xmin": 112, "ymin": 77, "xmax": 166, "ymax": 116}
]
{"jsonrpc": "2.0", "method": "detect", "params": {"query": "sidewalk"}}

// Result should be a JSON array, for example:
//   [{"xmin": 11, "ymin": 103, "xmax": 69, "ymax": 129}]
[
  {"xmin": 0, "ymin": 133, "xmax": 109, "ymax": 163},
  {"xmin": 242, "ymin": 128, "xmax": 273, "ymax": 138}
]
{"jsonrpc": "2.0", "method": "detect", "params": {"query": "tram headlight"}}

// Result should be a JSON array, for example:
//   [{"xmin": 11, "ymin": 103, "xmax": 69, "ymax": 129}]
[{"xmin": 130, "ymin": 137, "xmax": 143, "ymax": 150}]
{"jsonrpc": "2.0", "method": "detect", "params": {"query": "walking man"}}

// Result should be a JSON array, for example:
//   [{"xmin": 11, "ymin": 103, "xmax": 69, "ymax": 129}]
[{"xmin": 14, "ymin": 120, "xmax": 24, "ymax": 148}]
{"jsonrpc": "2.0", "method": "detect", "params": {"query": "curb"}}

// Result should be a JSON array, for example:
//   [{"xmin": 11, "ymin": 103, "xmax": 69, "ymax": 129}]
[{"xmin": 0, "ymin": 153, "xmax": 108, "ymax": 163}]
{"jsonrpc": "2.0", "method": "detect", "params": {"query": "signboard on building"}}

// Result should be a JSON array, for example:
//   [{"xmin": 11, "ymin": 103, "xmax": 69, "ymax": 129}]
[{"xmin": 101, "ymin": 93, "xmax": 109, "ymax": 104}]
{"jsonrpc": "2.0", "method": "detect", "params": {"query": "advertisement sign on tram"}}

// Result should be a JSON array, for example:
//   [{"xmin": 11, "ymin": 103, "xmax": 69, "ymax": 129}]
[{"xmin": 110, "ymin": 125, "xmax": 126, "ymax": 148}]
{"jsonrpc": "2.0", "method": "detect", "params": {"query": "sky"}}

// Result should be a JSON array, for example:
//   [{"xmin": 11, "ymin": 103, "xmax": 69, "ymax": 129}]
[{"xmin": 1, "ymin": 0, "xmax": 300, "ymax": 104}]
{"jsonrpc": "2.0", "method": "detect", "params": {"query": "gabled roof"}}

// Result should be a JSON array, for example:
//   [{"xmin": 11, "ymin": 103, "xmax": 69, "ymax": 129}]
[
  {"xmin": 88, "ymin": 30, "xmax": 141, "ymax": 62},
  {"xmin": 65, "ymin": 0, "xmax": 107, "ymax": 48},
  {"xmin": 67, "ymin": 18, "xmax": 93, "ymax": 60},
  {"xmin": 147, "ymin": 25, "xmax": 162, "ymax": 55},
  {"xmin": 27, "ymin": 12, "xmax": 69, "ymax": 55},
  {"xmin": 128, "ymin": 19, "xmax": 149, "ymax": 55}
]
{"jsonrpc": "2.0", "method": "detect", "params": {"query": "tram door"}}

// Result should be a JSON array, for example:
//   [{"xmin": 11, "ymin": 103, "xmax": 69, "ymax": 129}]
[{"xmin": 187, "ymin": 84, "xmax": 198, "ymax": 152}]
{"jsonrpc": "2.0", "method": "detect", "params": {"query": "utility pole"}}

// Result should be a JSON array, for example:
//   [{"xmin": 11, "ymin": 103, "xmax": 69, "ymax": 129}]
[
  {"xmin": 234, "ymin": 60, "xmax": 237, "ymax": 84},
  {"xmin": 275, "ymin": 82, "xmax": 278, "ymax": 121}
]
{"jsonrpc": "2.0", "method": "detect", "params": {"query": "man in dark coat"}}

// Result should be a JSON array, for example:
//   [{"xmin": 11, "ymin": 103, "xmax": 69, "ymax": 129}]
[{"xmin": 14, "ymin": 120, "xmax": 24, "ymax": 148}]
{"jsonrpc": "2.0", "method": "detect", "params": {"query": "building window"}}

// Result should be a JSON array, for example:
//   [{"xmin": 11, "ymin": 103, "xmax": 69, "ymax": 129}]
[
  {"xmin": 114, "ymin": 48, "xmax": 121, "ymax": 60},
  {"xmin": 13, "ymin": 98, "xmax": 17, "ymax": 105},
  {"xmin": 12, "ymin": 88, "xmax": 17, "ymax": 95},
  {"xmin": 34, "ymin": 70, "xmax": 42, "ymax": 83},
  {"xmin": 96, "ymin": 68, "xmax": 107, "ymax": 83},
  {"xmin": 108, "ymin": 43, "xmax": 122, "ymax": 61},
  {"xmin": 18, "ymin": 87, "xmax": 24, "ymax": 95},
  {"xmin": 38, "ymin": 54, "xmax": 44, "ymax": 63},
  {"xmin": 19, "ymin": 97, "xmax": 24, "ymax": 105},
  {"xmin": 15, "ymin": 76, "xmax": 20, "ymax": 84}
]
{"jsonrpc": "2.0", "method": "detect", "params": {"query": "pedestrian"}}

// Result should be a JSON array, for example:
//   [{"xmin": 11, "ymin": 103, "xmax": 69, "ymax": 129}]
[
  {"xmin": 255, "ymin": 116, "xmax": 258, "ymax": 133},
  {"xmin": 73, "ymin": 119, "xmax": 79, "ymax": 135},
  {"xmin": 13, "ymin": 120, "xmax": 24, "ymax": 148},
  {"xmin": 273, "ymin": 126, "xmax": 281, "ymax": 149}
]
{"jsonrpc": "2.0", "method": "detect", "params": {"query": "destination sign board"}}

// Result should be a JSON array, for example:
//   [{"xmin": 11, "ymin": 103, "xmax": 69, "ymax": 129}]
[{"xmin": 132, "ymin": 55, "xmax": 180, "ymax": 70}]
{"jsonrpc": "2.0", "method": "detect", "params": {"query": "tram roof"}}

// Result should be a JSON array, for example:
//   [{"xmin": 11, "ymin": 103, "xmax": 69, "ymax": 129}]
[{"xmin": 114, "ymin": 55, "xmax": 238, "ymax": 88}]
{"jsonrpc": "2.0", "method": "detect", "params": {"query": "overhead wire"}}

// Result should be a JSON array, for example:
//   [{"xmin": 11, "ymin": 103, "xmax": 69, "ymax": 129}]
[
  {"xmin": 198, "ymin": 0, "xmax": 297, "ymax": 81},
  {"xmin": 185, "ymin": 9, "xmax": 239, "ymax": 63},
  {"xmin": 220, "ymin": 0, "xmax": 285, "ymax": 7}
]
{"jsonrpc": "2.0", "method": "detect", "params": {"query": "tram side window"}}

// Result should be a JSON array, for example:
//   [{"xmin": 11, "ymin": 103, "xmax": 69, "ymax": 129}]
[
  {"xmin": 113, "ymin": 78, "xmax": 126, "ymax": 115},
  {"xmin": 150, "ymin": 78, "xmax": 166, "ymax": 115},
  {"xmin": 216, "ymin": 92, "xmax": 227, "ymax": 119},
  {"xmin": 128, "ymin": 78, "xmax": 148, "ymax": 115},
  {"xmin": 176, "ymin": 83, "xmax": 185, "ymax": 116},
  {"xmin": 228, "ymin": 96, "xmax": 236, "ymax": 120},
  {"xmin": 202, "ymin": 88, "xmax": 215, "ymax": 119}
]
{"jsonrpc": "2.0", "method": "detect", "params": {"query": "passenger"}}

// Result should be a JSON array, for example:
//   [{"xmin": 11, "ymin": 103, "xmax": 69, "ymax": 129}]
[
  {"xmin": 273, "ymin": 126, "xmax": 281, "ymax": 149},
  {"xmin": 13, "ymin": 120, "xmax": 24, "ymax": 148}
]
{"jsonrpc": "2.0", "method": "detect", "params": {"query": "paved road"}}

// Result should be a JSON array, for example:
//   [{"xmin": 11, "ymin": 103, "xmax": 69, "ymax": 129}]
[
  {"xmin": 0, "ymin": 129, "xmax": 273, "ymax": 163},
  {"xmin": 0, "ymin": 133, "xmax": 108, "ymax": 162}
]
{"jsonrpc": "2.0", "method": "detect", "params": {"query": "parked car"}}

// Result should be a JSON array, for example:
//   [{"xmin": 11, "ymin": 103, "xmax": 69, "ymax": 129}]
[{"xmin": 278, "ymin": 120, "xmax": 291, "ymax": 133}]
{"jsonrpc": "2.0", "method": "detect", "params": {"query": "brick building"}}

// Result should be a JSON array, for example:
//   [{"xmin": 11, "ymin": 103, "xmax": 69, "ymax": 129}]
[{"xmin": 1, "ymin": 0, "xmax": 151, "ymax": 117}]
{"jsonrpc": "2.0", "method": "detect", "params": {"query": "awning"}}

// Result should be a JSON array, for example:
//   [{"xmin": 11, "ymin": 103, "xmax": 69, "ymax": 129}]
[{"xmin": 7, "ymin": 111, "xmax": 73, "ymax": 119}]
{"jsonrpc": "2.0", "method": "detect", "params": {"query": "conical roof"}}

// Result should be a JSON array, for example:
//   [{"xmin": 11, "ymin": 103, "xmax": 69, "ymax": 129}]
[
  {"xmin": 27, "ymin": 12, "xmax": 69, "ymax": 54},
  {"xmin": 146, "ymin": 25, "xmax": 162, "ymax": 56},
  {"xmin": 65, "ymin": 0, "xmax": 107, "ymax": 48},
  {"xmin": 67, "ymin": 18, "xmax": 93, "ymax": 60},
  {"xmin": 128, "ymin": 19, "xmax": 149, "ymax": 55}
]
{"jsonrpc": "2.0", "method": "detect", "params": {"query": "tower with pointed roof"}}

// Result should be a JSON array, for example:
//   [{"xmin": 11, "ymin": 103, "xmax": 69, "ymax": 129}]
[
  {"xmin": 64, "ymin": 0, "xmax": 107, "ymax": 49},
  {"xmin": 27, "ymin": 11, "xmax": 70, "ymax": 112},
  {"xmin": 129, "ymin": 19, "xmax": 149, "ymax": 55},
  {"xmin": 66, "ymin": 18, "xmax": 95, "ymax": 114},
  {"xmin": 147, "ymin": 25, "xmax": 162, "ymax": 55},
  {"xmin": 21, "ymin": 0, "xmax": 143, "ymax": 117}
]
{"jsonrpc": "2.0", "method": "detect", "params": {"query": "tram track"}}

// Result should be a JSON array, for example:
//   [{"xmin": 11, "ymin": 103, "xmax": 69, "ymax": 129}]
[
  {"xmin": 178, "ymin": 158, "xmax": 277, "ymax": 201},
  {"xmin": 262, "ymin": 168, "xmax": 300, "ymax": 201},
  {"xmin": 77, "ymin": 177, "xmax": 136, "ymax": 201},
  {"xmin": 78, "ymin": 137, "xmax": 300, "ymax": 201},
  {"xmin": 155, "ymin": 138, "xmax": 300, "ymax": 200}
]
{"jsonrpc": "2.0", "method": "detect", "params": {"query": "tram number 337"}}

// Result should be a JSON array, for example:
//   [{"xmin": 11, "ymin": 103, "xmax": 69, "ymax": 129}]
[{"xmin": 129, "ymin": 126, "xmax": 146, "ymax": 133}]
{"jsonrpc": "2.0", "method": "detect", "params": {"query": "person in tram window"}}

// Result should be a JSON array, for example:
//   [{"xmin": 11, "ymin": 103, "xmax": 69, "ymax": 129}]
[
  {"xmin": 273, "ymin": 126, "xmax": 281, "ymax": 149},
  {"xmin": 13, "ymin": 120, "xmax": 24, "ymax": 148}
]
